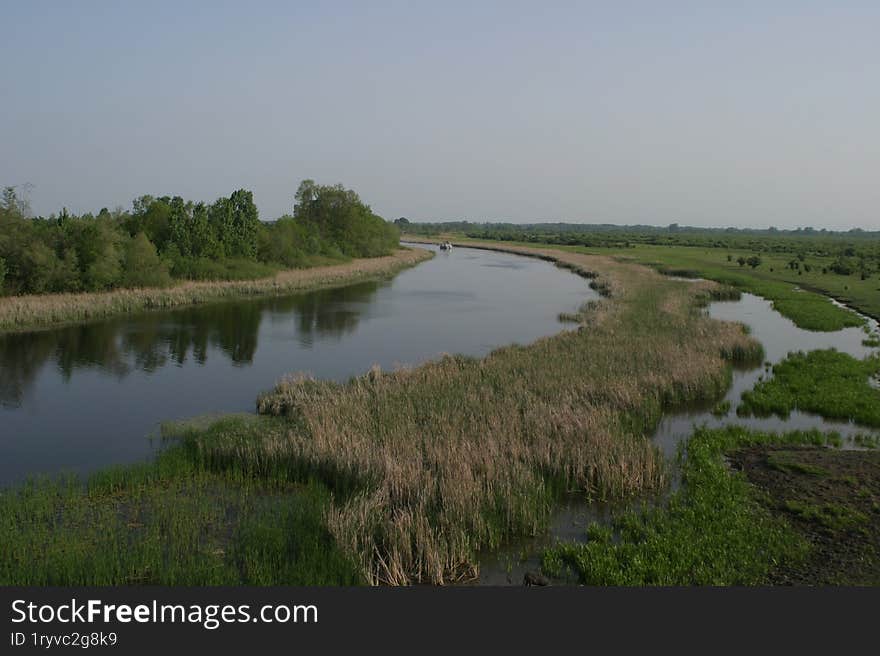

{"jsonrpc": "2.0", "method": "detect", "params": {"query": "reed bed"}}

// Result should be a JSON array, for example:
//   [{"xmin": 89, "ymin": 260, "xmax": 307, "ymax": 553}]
[
  {"xmin": 236, "ymin": 244, "xmax": 764, "ymax": 584},
  {"xmin": 0, "ymin": 247, "xmax": 432, "ymax": 333},
  {"xmin": 1, "ymin": 242, "xmax": 763, "ymax": 585}
]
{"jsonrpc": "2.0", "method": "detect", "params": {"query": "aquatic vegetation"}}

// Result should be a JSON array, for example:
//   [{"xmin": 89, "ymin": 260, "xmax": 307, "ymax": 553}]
[
  {"xmin": 1, "ymin": 244, "xmax": 762, "ymax": 585},
  {"xmin": 711, "ymin": 400, "xmax": 731, "ymax": 417},
  {"xmin": 0, "ymin": 420, "xmax": 363, "ymax": 585},
  {"xmin": 738, "ymin": 349, "xmax": 880, "ymax": 427},
  {"xmin": 249, "ymin": 248, "xmax": 761, "ymax": 584},
  {"xmin": 851, "ymin": 433, "xmax": 880, "ymax": 449},
  {"xmin": 540, "ymin": 427, "xmax": 842, "ymax": 585},
  {"xmin": 0, "ymin": 247, "xmax": 432, "ymax": 333}
]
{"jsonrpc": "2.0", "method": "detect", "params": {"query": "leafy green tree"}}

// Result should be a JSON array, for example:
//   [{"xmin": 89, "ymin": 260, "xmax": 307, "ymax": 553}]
[
  {"xmin": 168, "ymin": 196, "xmax": 193, "ymax": 257},
  {"xmin": 293, "ymin": 180, "xmax": 398, "ymax": 258},
  {"xmin": 16, "ymin": 241, "xmax": 59, "ymax": 294},
  {"xmin": 746, "ymin": 255, "xmax": 762, "ymax": 269},
  {"xmin": 228, "ymin": 189, "xmax": 259, "ymax": 258},
  {"xmin": 208, "ymin": 196, "xmax": 234, "ymax": 258},
  {"xmin": 122, "ymin": 232, "xmax": 172, "ymax": 288},
  {"xmin": 129, "ymin": 195, "xmax": 172, "ymax": 250},
  {"xmin": 190, "ymin": 201, "xmax": 220, "ymax": 258}
]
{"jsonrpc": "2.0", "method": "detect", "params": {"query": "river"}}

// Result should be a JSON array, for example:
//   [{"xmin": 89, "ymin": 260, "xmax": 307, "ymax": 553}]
[{"xmin": 0, "ymin": 244, "xmax": 594, "ymax": 486}]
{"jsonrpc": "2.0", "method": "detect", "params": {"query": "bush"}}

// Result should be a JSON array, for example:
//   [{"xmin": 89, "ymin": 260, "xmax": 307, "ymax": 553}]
[{"xmin": 122, "ymin": 233, "xmax": 172, "ymax": 288}]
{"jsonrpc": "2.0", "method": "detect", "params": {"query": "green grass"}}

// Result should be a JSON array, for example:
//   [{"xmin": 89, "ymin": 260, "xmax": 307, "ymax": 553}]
[
  {"xmin": 738, "ymin": 349, "xmax": 880, "ymax": 427},
  {"xmin": 422, "ymin": 236, "xmax": 873, "ymax": 331},
  {"xmin": 539, "ymin": 426, "xmax": 844, "ymax": 585},
  {"xmin": 626, "ymin": 245, "xmax": 868, "ymax": 331},
  {"xmin": 766, "ymin": 452, "xmax": 829, "ymax": 477},
  {"xmin": 782, "ymin": 500, "xmax": 868, "ymax": 532},
  {"xmin": 710, "ymin": 400, "xmax": 731, "ymax": 417},
  {"xmin": 1, "ymin": 245, "xmax": 764, "ymax": 585},
  {"xmin": 0, "ymin": 416, "xmax": 363, "ymax": 585}
]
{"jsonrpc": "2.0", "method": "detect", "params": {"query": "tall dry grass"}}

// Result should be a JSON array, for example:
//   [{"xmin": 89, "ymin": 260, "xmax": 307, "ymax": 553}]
[
  {"xmin": 0, "ymin": 247, "xmax": 432, "ymax": 333},
  {"xmin": 191, "ymin": 243, "xmax": 762, "ymax": 584}
]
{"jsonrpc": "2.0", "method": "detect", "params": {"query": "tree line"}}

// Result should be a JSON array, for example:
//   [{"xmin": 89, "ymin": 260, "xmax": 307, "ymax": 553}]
[{"xmin": 0, "ymin": 181, "xmax": 399, "ymax": 296}]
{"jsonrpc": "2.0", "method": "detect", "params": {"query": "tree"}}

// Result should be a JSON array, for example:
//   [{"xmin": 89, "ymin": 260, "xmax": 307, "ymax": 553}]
[
  {"xmin": 737, "ymin": 256, "xmax": 746, "ymax": 267},
  {"xmin": 746, "ymin": 255, "xmax": 762, "ymax": 269},
  {"xmin": 0, "ymin": 256, "xmax": 6, "ymax": 294},
  {"xmin": 122, "ymin": 233, "xmax": 171, "ymax": 288},
  {"xmin": 129, "ymin": 195, "xmax": 172, "ymax": 250},
  {"xmin": 293, "ymin": 180, "xmax": 398, "ymax": 257},
  {"xmin": 208, "ymin": 196, "xmax": 234, "ymax": 258},
  {"xmin": 168, "ymin": 196, "xmax": 193, "ymax": 257},
  {"xmin": 189, "ymin": 201, "xmax": 220, "ymax": 258},
  {"xmin": 228, "ymin": 189, "xmax": 259, "ymax": 258}
]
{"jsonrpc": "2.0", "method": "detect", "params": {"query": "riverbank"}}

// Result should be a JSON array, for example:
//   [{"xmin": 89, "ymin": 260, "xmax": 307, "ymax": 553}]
[
  {"xmin": 404, "ymin": 235, "xmax": 874, "ymax": 331},
  {"xmin": 541, "ymin": 425, "xmax": 879, "ymax": 585},
  {"xmin": 0, "ymin": 247, "xmax": 433, "ymax": 333},
  {"xmin": 1, "ymin": 243, "xmax": 763, "ymax": 585}
]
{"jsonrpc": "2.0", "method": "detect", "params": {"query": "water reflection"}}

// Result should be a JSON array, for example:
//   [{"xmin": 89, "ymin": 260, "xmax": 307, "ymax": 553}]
[
  {"xmin": 0, "ymin": 246, "xmax": 592, "ymax": 485},
  {"xmin": 0, "ymin": 281, "xmax": 383, "ymax": 408}
]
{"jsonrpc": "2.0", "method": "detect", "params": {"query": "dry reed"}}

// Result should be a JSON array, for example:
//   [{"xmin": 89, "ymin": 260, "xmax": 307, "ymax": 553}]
[{"xmin": 193, "ymin": 242, "xmax": 762, "ymax": 584}]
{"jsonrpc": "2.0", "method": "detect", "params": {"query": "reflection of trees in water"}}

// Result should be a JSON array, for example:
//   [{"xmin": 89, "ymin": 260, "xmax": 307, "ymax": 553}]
[
  {"xmin": 267, "ymin": 280, "xmax": 382, "ymax": 347},
  {"xmin": 0, "ymin": 331, "xmax": 62, "ymax": 407},
  {"xmin": 0, "ymin": 280, "xmax": 383, "ymax": 406}
]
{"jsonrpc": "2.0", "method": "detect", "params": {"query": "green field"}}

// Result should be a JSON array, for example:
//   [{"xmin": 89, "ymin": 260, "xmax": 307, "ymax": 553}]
[
  {"xmin": 424, "ymin": 236, "xmax": 876, "ymax": 331},
  {"xmin": 610, "ymin": 243, "xmax": 875, "ymax": 330}
]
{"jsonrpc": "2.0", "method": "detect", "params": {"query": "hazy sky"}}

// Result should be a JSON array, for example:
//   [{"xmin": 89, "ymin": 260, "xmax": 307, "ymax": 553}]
[{"xmin": 2, "ymin": 1, "xmax": 878, "ymax": 229}]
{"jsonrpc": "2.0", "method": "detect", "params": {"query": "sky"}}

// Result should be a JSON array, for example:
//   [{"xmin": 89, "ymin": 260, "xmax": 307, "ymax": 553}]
[{"xmin": 2, "ymin": 1, "xmax": 879, "ymax": 229}]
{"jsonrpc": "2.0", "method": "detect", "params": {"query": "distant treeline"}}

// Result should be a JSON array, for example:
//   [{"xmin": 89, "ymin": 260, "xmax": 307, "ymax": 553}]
[
  {"xmin": 396, "ymin": 219, "xmax": 880, "ymax": 268},
  {"xmin": 0, "ymin": 181, "xmax": 399, "ymax": 296}
]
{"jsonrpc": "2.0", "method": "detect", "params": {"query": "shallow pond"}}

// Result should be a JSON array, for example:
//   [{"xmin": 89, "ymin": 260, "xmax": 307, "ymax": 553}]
[{"xmin": 0, "ymin": 244, "xmax": 594, "ymax": 486}]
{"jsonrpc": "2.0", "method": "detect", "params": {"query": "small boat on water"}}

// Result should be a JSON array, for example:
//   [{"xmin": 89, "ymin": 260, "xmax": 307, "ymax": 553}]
[{"xmin": 439, "ymin": 241, "xmax": 453, "ymax": 251}]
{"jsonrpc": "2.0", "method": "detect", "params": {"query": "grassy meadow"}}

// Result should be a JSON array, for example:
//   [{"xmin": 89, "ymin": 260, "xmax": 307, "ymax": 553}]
[
  {"xmin": 1, "ymin": 243, "xmax": 763, "ymax": 585},
  {"xmin": 409, "ymin": 235, "xmax": 875, "ymax": 331}
]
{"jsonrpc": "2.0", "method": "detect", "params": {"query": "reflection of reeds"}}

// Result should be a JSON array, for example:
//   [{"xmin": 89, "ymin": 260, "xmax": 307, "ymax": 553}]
[
  {"xmin": 0, "ymin": 247, "xmax": 433, "ymax": 333},
  {"xmin": 244, "ymin": 244, "xmax": 764, "ymax": 584}
]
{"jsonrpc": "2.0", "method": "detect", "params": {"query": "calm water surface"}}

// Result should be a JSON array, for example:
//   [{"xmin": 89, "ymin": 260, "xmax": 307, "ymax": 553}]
[{"xmin": 0, "ymin": 245, "xmax": 594, "ymax": 486}]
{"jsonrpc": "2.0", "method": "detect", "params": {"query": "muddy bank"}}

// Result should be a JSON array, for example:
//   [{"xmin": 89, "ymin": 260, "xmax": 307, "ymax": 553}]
[{"xmin": 730, "ymin": 445, "xmax": 880, "ymax": 585}]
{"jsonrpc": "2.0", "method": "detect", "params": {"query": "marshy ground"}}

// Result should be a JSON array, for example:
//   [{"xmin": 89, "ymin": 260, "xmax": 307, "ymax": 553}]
[
  {"xmin": 731, "ymin": 445, "xmax": 880, "ymax": 585},
  {"xmin": 1, "ymin": 243, "xmax": 764, "ymax": 585},
  {"xmin": 2, "ymin": 241, "xmax": 877, "ymax": 586}
]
